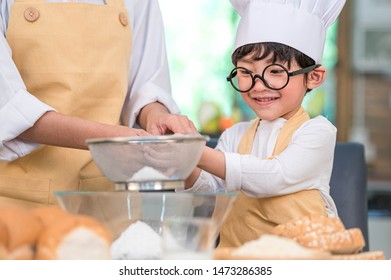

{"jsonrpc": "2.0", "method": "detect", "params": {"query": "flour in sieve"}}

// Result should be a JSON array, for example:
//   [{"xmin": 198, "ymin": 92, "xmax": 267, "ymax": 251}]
[
  {"xmin": 130, "ymin": 166, "xmax": 169, "ymax": 181},
  {"xmin": 110, "ymin": 221, "xmax": 162, "ymax": 260}
]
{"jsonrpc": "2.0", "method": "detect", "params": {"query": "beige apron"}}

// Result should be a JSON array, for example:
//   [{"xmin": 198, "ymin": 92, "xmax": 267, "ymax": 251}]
[
  {"xmin": 0, "ymin": 0, "xmax": 132, "ymax": 208},
  {"xmin": 219, "ymin": 107, "xmax": 327, "ymax": 247}
]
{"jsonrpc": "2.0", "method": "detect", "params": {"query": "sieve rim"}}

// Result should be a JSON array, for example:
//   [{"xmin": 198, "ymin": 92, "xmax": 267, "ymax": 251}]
[{"xmin": 86, "ymin": 134, "xmax": 209, "ymax": 145}]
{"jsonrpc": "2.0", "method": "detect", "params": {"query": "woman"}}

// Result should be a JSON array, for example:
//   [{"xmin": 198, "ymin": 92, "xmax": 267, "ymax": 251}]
[{"xmin": 0, "ymin": 0, "xmax": 198, "ymax": 208}]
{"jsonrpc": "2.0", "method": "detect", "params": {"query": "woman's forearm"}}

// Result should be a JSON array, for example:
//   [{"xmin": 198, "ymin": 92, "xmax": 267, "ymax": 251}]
[{"xmin": 19, "ymin": 111, "xmax": 147, "ymax": 149}]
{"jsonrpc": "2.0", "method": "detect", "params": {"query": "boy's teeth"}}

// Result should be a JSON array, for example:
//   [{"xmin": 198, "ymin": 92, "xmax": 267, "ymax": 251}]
[{"xmin": 257, "ymin": 97, "xmax": 275, "ymax": 101}]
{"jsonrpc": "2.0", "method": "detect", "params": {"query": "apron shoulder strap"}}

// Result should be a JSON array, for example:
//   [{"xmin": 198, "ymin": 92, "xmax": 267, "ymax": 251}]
[
  {"xmin": 237, "ymin": 118, "xmax": 260, "ymax": 154},
  {"xmin": 271, "ymin": 107, "xmax": 310, "ymax": 156}
]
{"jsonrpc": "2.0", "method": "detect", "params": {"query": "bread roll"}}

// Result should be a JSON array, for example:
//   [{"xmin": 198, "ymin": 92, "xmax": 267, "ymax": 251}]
[
  {"xmin": 273, "ymin": 214, "xmax": 345, "ymax": 238},
  {"xmin": 36, "ymin": 215, "xmax": 112, "ymax": 260},
  {"xmin": 0, "ymin": 207, "xmax": 42, "ymax": 260}
]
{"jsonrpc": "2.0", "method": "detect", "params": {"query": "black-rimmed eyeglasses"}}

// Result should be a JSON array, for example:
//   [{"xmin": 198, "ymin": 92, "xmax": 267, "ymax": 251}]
[{"xmin": 226, "ymin": 63, "xmax": 321, "ymax": 92}]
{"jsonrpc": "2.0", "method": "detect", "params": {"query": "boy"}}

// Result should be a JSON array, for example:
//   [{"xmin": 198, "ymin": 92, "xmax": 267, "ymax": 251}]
[{"xmin": 184, "ymin": 0, "xmax": 346, "ymax": 247}]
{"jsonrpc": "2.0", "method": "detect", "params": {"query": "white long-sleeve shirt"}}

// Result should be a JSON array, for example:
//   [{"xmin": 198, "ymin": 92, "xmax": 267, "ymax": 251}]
[
  {"xmin": 0, "ymin": 0, "xmax": 180, "ymax": 160},
  {"xmin": 186, "ymin": 116, "xmax": 338, "ymax": 217}
]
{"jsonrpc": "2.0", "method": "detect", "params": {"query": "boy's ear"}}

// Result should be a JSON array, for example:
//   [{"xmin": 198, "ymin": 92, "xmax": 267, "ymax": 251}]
[{"xmin": 306, "ymin": 66, "xmax": 326, "ymax": 90}]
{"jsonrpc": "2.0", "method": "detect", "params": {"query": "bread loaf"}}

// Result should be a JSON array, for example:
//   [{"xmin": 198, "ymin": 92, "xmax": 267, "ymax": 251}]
[
  {"xmin": 36, "ymin": 215, "xmax": 112, "ymax": 260},
  {"xmin": 0, "ymin": 220, "xmax": 8, "ymax": 260},
  {"xmin": 273, "ymin": 215, "xmax": 365, "ymax": 255},
  {"xmin": 32, "ymin": 206, "xmax": 72, "ymax": 228},
  {"xmin": 295, "ymin": 228, "xmax": 365, "ymax": 254},
  {"xmin": 0, "ymin": 206, "xmax": 113, "ymax": 259},
  {"xmin": 0, "ymin": 207, "xmax": 43, "ymax": 260}
]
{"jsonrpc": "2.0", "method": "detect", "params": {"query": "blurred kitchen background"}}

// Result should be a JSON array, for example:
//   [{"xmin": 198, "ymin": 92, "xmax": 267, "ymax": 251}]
[{"xmin": 158, "ymin": 0, "xmax": 391, "ymax": 257}]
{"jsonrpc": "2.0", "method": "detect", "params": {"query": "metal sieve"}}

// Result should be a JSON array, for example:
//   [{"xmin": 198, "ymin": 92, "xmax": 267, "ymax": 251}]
[{"xmin": 86, "ymin": 134, "xmax": 209, "ymax": 191}]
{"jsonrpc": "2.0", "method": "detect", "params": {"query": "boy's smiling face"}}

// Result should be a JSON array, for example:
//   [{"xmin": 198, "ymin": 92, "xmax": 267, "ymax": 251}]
[{"xmin": 237, "ymin": 52, "xmax": 309, "ymax": 121}]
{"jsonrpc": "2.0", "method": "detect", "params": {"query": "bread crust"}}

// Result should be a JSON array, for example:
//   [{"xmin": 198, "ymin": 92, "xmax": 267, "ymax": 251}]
[
  {"xmin": 0, "ymin": 207, "xmax": 42, "ymax": 259},
  {"xmin": 0, "ymin": 220, "xmax": 8, "ymax": 247},
  {"xmin": 0, "ymin": 221, "xmax": 8, "ymax": 260},
  {"xmin": 331, "ymin": 251, "xmax": 385, "ymax": 260},
  {"xmin": 295, "ymin": 228, "xmax": 365, "ymax": 254}
]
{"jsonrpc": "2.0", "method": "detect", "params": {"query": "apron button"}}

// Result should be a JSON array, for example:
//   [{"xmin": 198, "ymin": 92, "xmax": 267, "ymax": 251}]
[
  {"xmin": 24, "ymin": 7, "xmax": 40, "ymax": 22},
  {"xmin": 119, "ymin": 12, "xmax": 128, "ymax": 26}
]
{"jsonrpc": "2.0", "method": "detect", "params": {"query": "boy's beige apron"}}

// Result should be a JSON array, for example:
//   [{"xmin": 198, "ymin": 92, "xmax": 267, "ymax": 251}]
[
  {"xmin": 0, "ymin": 0, "xmax": 132, "ymax": 208},
  {"xmin": 219, "ymin": 107, "xmax": 327, "ymax": 247}
]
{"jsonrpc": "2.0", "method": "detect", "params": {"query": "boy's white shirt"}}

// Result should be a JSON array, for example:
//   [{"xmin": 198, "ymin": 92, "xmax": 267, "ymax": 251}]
[
  {"xmin": 0, "ymin": 0, "xmax": 180, "ymax": 161},
  {"xmin": 184, "ymin": 116, "xmax": 338, "ymax": 217}
]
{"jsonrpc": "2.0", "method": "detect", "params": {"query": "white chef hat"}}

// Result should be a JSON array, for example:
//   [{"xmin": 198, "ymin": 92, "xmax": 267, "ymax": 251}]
[{"xmin": 230, "ymin": 0, "xmax": 346, "ymax": 64}]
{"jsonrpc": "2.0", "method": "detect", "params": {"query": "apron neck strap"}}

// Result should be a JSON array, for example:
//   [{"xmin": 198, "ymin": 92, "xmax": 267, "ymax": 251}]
[
  {"xmin": 13, "ymin": 0, "xmax": 125, "ymax": 6},
  {"xmin": 237, "ymin": 107, "xmax": 310, "ymax": 156},
  {"xmin": 14, "ymin": 0, "xmax": 45, "ymax": 3},
  {"xmin": 105, "ymin": 0, "xmax": 125, "ymax": 7}
]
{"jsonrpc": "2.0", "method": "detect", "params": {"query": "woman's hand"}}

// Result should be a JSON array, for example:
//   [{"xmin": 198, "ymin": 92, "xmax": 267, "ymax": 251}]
[{"xmin": 138, "ymin": 102, "xmax": 199, "ymax": 135}]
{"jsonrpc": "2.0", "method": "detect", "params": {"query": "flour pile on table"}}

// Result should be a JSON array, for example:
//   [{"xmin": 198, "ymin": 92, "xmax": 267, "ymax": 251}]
[
  {"xmin": 232, "ymin": 234, "xmax": 317, "ymax": 259},
  {"xmin": 110, "ymin": 220, "xmax": 162, "ymax": 259}
]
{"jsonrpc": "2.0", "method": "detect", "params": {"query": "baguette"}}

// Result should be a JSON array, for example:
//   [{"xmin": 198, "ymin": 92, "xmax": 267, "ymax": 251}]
[
  {"xmin": 0, "ymin": 207, "xmax": 42, "ymax": 260},
  {"xmin": 36, "ymin": 215, "xmax": 112, "ymax": 260}
]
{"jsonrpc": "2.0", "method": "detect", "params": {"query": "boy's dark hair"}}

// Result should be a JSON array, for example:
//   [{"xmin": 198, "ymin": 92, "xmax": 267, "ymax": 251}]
[{"xmin": 231, "ymin": 42, "xmax": 315, "ymax": 69}]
